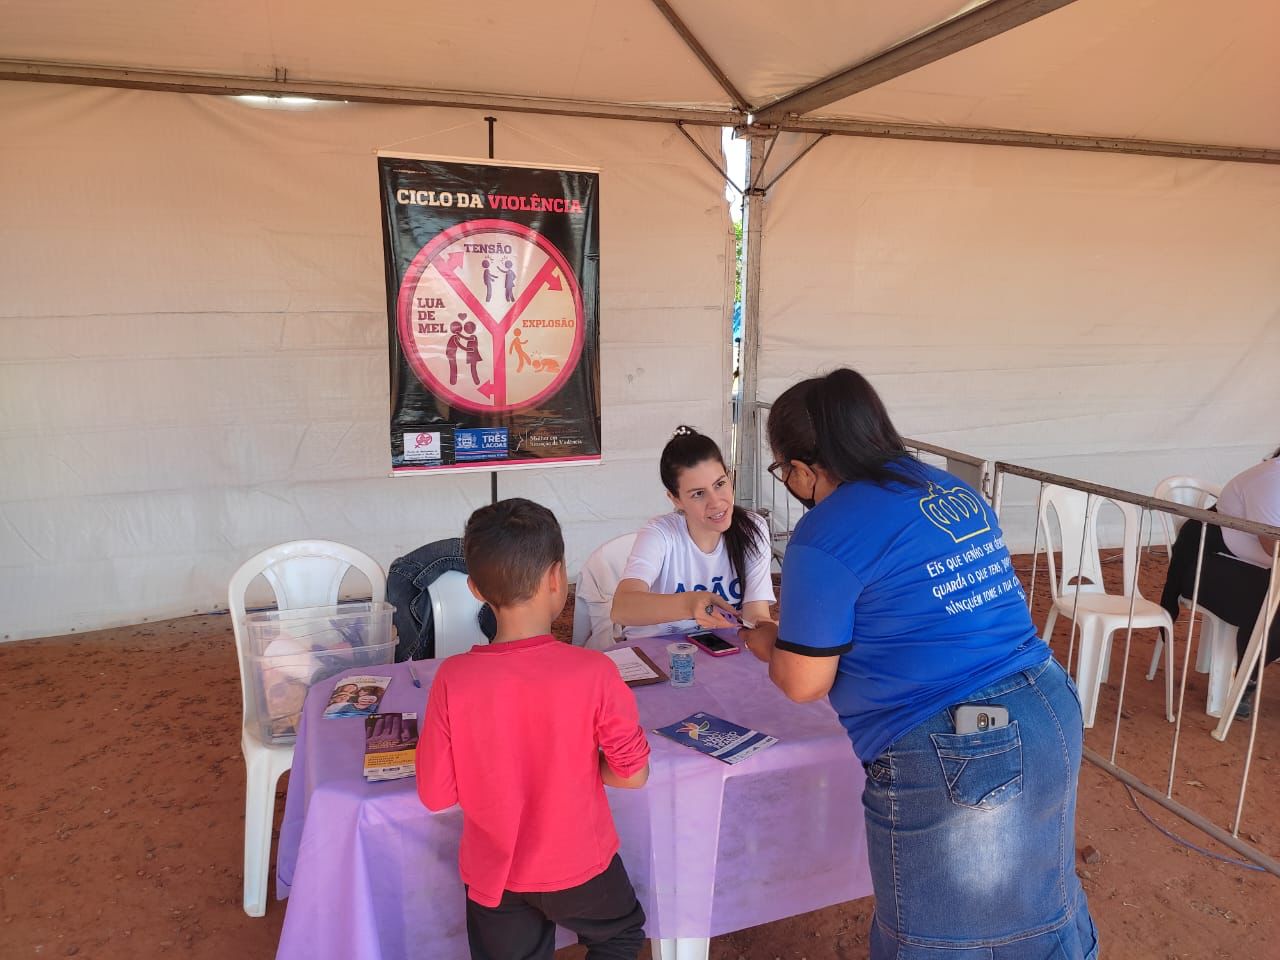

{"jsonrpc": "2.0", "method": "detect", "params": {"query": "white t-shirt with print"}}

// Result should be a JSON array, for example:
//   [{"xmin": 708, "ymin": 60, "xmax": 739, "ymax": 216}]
[
  {"xmin": 1218, "ymin": 457, "xmax": 1280, "ymax": 568},
  {"xmin": 620, "ymin": 511, "xmax": 775, "ymax": 639}
]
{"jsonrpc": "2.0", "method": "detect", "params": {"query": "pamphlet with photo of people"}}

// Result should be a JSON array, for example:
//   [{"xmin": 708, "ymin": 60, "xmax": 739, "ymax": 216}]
[{"xmin": 321, "ymin": 675, "xmax": 391, "ymax": 719}]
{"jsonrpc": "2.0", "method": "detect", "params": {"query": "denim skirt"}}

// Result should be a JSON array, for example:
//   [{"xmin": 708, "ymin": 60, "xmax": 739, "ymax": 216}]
[{"xmin": 862, "ymin": 657, "xmax": 1099, "ymax": 959}]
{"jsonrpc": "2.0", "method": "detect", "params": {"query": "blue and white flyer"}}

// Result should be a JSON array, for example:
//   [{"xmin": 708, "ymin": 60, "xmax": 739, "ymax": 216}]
[{"xmin": 654, "ymin": 712, "xmax": 778, "ymax": 765}]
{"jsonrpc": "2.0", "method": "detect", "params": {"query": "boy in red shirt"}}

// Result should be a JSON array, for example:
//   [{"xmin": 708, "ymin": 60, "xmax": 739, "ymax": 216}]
[{"xmin": 417, "ymin": 498, "xmax": 651, "ymax": 960}]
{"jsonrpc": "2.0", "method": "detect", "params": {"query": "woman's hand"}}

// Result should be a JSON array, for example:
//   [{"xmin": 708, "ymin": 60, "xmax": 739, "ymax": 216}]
[
  {"xmin": 689, "ymin": 591, "xmax": 739, "ymax": 630},
  {"xmin": 739, "ymin": 620, "xmax": 778, "ymax": 663}
]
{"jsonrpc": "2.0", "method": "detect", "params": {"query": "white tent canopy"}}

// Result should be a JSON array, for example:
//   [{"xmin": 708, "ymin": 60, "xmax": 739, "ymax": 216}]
[
  {"xmin": 815, "ymin": 0, "xmax": 1280, "ymax": 149},
  {"xmin": 2, "ymin": 0, "xmax": 1277, "ymax": 640},
  {"xmin": 4, "ymin": 0, "xmax": 1277, "ymax": 152}
]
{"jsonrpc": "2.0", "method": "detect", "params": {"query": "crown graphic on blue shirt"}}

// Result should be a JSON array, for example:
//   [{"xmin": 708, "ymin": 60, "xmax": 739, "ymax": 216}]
[{"xmin": 918, "ymin": 482, "xmax": 991, "ymax": 543}]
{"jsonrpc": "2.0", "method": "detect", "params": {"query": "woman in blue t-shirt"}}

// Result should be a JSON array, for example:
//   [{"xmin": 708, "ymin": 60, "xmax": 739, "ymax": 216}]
[{"xmin": 740, "ymin": 368, "xmax": 1097, "ymax": 959}]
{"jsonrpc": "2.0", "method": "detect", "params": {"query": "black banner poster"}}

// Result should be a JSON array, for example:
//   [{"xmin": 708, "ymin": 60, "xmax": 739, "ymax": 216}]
[{"xmin": 378, "ymin": 153, "xmax": 601, "ymax": 474}]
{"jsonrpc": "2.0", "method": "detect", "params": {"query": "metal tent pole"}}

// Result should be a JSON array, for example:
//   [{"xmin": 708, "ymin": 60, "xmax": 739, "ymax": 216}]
[{"xmin": 735, "ymin": 133, "xmax": 772, "ymax": 509}]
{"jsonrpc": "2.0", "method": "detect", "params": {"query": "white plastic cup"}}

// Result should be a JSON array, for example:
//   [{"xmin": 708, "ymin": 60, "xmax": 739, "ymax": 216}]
[{"xmin": 667, "ymin": 642, "xmax": 696, "ymax": 687}]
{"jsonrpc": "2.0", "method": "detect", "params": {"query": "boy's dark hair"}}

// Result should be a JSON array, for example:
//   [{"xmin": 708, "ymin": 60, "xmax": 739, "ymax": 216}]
[{"xmin": 463, "ymin": 498, "xmax": 565, "ymax": 607}]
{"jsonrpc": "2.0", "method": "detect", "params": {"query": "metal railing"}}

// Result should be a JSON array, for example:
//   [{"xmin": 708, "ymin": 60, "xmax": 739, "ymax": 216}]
[
  {"xmin": 993, "ymin": 461, "xmax": 1279, "ymax": 876},
  {"xmin": 737, "ymin": 398, "xmax": 1279, "ymax": 875}
]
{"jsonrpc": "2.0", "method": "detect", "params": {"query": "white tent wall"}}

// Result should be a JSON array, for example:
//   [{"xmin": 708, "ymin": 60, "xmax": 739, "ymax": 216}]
[
  {"xmin": 756, "ymin": 134, "xmax": 1280, "ymax": 548},
  {"xmin": 0, "ymin": 81, "xmax": 735, "ymax": 641}
]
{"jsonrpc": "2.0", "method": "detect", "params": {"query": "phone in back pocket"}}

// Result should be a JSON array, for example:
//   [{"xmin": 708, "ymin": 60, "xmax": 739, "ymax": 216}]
[{"xmin": 954, "ymin": 704, "xmax": 1009, "ymax": 734}]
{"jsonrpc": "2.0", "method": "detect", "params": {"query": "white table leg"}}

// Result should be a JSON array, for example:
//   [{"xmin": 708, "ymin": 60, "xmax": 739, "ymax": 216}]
[{"xmin": 652, "ymin": 937, "xmax": 710, "ymax": 960}]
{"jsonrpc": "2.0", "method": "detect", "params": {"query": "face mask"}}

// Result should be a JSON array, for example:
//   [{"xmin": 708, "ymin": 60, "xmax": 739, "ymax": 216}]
[{"xmin": 783, "ymin": 474, "xmax": 816, "ymax": 511}]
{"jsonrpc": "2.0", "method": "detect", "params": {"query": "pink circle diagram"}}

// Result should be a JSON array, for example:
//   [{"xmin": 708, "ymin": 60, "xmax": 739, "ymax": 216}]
[{"xmin": 397, "ymin": 219, "xmax": 585, "ymax": 414}]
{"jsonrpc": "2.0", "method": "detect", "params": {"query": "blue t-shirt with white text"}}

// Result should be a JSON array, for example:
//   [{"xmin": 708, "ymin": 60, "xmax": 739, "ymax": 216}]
[{"xmin": 777, "ymin": 461, "xmax": 1048, "ymax": 762}]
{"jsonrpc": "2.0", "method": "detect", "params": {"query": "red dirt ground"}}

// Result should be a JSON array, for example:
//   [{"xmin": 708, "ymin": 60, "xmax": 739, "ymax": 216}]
[{"xmin": 1, "ymin": 553, "xmax": 1275, "ymax": 959}]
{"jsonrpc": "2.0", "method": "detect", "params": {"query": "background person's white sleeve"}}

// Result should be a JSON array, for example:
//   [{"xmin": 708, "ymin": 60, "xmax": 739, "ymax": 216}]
[
  {"xmin": 1249, "ymin": 473, "xmax": 1280, "ymax": 528},
  {"xmin": 743, "ymin": 513, "xmax": 777, "ymax": 604},
  {"xmin": 620, "ymin": 521, "xmax": 669, "ymax": 588}
]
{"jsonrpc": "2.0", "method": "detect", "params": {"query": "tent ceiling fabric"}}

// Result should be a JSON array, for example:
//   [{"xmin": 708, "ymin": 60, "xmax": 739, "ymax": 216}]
[
  {"xmin": 655, "ymin": 0, "xmax": 978, "ymax": 109},
  {"xmin": 0, "ymin": 0, "xmax": 729, "ymax": 108},
  {"xmin": 817, "ymin": 0, "xmax": 1280, "ymax": 149},
  {"xmin": 0, "ymin": 1, "xmax": 974, "ymax": 111},
  {"xmin": 2, "ymin": 0, "xmax": 1276, "ymax": 149}
]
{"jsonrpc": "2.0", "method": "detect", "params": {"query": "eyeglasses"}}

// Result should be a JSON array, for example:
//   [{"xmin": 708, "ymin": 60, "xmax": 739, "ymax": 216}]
[{"xmin": 767, "ymin": 459, "xmax": 818, "ymax": 483}]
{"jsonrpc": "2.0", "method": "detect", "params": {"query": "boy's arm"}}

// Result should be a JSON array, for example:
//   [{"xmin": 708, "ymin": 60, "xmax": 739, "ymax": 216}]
[
  {"xmin": 416, "ymin": 673, "xmax": 459, "ymax": 812},
  {"xmin": 600, "ymin": 751, "xmax": 648, "ymax": 788},
  {"xmin": 596, "ymin": 666, "xmax": 651, "ymax": 789}
]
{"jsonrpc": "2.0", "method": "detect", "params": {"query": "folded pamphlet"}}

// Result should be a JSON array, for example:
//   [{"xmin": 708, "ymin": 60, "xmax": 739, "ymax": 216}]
[
  {"xmin": 322, "ymin": 675, "xmax": 391, "ymax": 719},
  {"xmin": 654, "ymin": 711, "xmax": 777, "ymax": 764},
  {"xmin": 363, "ymin": 712, "xmax": 419, "ymax": 782}
]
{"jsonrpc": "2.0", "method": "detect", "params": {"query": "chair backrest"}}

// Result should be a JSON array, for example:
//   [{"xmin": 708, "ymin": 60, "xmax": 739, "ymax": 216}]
[
  {"xmin": 1041, "ymin": 488, "xmax": 1155, "ymax": 604},
  {"xmin": 228, "ymin": 540, "xmax": 386, "ymax": 732},
  {"xmin": 1153, "ymin": 475, "xmax": 1221, "ymax": 550},
  {"xmin": 1096, "ymin": 497, "xmax": 1147, "ymax": 600},
  {"xmin": 572, "ymin": 533, "xmax": 639, "ymax": 649},
  {"xmin": 429, "ymin": 570, "xmax": 489, "ymax": 658},
  {"xmin": 1039, "ymin": 485, "xmax": 1105, "ymax": 602}
]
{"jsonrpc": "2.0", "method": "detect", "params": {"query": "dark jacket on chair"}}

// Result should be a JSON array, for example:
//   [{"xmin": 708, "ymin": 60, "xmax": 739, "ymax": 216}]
[{"xmin": 387, "ymin": 538, "xmax": 497, "ymax": 661}]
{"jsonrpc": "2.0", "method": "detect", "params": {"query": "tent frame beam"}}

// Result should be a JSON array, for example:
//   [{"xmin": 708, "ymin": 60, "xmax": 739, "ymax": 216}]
[
  {"xmin": 753, "ymin": 0, "xmax": 1081, "ymax": 122},
  {"xmin": 0, "ymin": 58, "xmax": 740, "ymax": 127},
  {"xmin": 6, "ymin": 58, "xmax": 1278, "ymax": 167},
  {"xmin": 765, "ymin": 117, "xmax": 1280, "ymax": 165},
  {"xmin": 648, "ymin": 0, "xmax": 751, "ymax": 113}
]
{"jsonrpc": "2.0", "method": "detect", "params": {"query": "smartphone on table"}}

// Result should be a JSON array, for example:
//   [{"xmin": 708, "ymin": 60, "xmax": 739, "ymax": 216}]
[
  {"xmin": 953, "ymin": 704, "xmax": 1009, "ymax": 734},
  {"xmin": 687, "ymin": 631, "xmax": 741, "ymax": 657}
]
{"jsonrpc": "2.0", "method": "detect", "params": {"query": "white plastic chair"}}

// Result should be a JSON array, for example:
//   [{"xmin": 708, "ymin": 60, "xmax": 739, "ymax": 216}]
[
  {"xmin": 1039, "ymin": 487, "xmax": 1175, "ymax": 727},
  {"xmin": 1152, "ymin": 475, "xmax": 1221, "ymax": 560},
  {"xmin": 1150, "ymin": 606, "xmax": 1238, "ymax": 718},
  {"xmin": 428, "ymin": 569, "xmax": 490, "ymax": 657},
  {"xmin": 228, "ymin": 540, "xmax": 385, "ymax": 917},
  {"xmin": 1147, "ymin": 476, "xmax": 1237, "ymax": 715},
  {"xmin": 572, "ymin": 533, "xmax": 639, "ymax": 649}
]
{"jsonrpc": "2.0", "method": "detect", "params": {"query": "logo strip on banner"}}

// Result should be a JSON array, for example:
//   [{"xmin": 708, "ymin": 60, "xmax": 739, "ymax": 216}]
[{"xmin": 378, "ymin": 153, "xmax": 601, "ymax": 475}]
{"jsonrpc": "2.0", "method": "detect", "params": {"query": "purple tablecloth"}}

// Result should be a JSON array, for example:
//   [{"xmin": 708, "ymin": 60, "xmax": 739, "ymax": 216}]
[{"xmin": 275, "ymin": 636, "xmax": 871, "ymax": 960}]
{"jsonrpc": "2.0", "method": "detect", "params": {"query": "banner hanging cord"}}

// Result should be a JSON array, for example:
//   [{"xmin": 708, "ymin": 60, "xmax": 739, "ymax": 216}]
[
  {"xmin": 490, "ymin": 117, "xmax": 598, "ymax": 165},
  {"xmin": 375, "ymin": 118, "xmax": 489, "ymax": 153}
]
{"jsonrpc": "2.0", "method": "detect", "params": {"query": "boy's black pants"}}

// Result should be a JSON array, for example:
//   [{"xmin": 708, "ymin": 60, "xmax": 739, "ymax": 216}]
[{"xmin": 465, "ymin": 855, "xmax": 646, "ymax": 960}]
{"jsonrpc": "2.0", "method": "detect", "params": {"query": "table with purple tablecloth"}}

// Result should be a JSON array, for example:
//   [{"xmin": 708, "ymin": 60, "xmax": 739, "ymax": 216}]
[{"xmin": 275, "ymin": 635, "xmax": 871, "ymax": 960}]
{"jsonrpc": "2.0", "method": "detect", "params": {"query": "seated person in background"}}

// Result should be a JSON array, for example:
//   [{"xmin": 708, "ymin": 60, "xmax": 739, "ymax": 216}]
[
  {"xmin": 417, "ymin": 498, "xmax": 650, "ymax": 960},
  {"xmin": 1162, "ymin": 446, "xmax": 1280, "ymax": 718},
  {"xmin": 612, "ymin": 426, "xmax": 775, "ymax": 638}
]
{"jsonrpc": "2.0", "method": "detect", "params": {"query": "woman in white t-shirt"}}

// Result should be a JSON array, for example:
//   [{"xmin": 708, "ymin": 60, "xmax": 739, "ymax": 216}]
[
  {"xmin": 612, "ymin": 426, "xmax": 775, "ymax": 638},
  {"xmin": 1161, "ymin": 446, "xmax": 1280, "ymax": 718}
]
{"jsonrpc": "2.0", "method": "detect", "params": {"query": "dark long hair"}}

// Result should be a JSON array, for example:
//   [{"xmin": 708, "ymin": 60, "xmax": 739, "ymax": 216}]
[
  {"xmin": 767, "ymin": 368, "xmax": 925, "ymax": 488},
  {"xmin": 659, "ymin": 426, "xmax": 766, "ymax": 592}
]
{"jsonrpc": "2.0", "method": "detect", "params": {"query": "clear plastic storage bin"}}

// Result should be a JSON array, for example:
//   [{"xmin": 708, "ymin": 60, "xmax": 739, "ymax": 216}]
[{"xmin": 244, "ymin": 601, "xmax": 395, "ymax": 744}]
